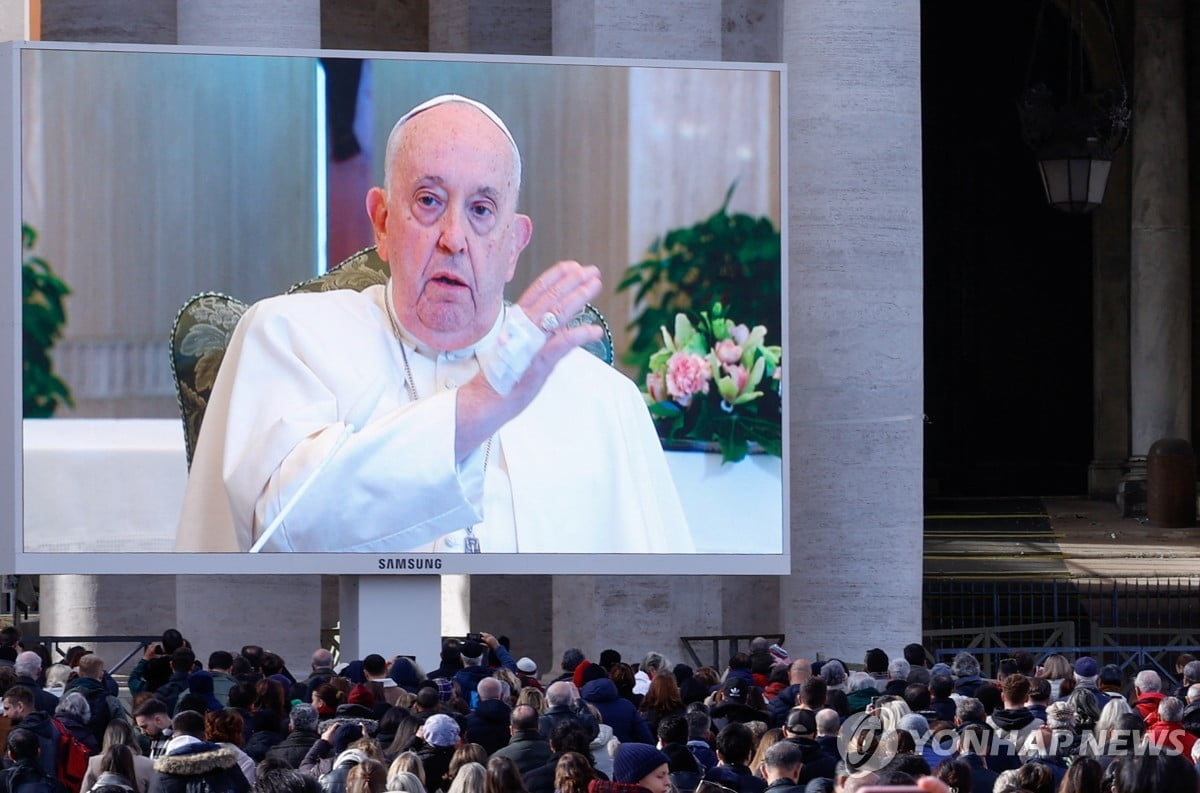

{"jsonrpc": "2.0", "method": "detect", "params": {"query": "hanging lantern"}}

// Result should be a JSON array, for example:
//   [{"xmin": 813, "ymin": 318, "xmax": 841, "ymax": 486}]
[{"xmin": 1018, "ymin": 0, "xmax": 1129, "ymax": 215}]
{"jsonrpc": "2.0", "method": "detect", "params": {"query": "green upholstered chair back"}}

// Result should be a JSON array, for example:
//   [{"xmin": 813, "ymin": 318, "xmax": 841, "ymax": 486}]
[{"xmin": 171, "ymin": 246, "xmax": 613, "ymax": 468}]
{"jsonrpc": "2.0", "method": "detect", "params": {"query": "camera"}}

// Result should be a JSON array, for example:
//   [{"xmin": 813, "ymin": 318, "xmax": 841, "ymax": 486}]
[{"xmin": 466, "ymin": 632, "xmax": 483, "ymax": 642}]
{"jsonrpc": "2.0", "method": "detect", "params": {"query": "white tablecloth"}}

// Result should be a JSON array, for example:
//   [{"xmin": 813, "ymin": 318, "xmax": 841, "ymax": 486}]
[{"xmin": 22, "ymin": 419, "xmax": 187, "ymax": 552}]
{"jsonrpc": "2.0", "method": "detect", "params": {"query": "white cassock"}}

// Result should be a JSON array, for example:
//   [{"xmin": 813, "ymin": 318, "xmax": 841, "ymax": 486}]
[{"xmin": 174, "ymin": 284, "xmax": 692, "ymax": 553}]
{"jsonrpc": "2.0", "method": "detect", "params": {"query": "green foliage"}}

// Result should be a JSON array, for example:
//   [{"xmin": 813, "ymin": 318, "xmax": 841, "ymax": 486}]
[
  {"xmin": 22, "ymin": 223, "xmax": 72, "ymax": 417},
  {"xmin": 618, "ymin": 181, "xmax": 782, "ymax": 378}
]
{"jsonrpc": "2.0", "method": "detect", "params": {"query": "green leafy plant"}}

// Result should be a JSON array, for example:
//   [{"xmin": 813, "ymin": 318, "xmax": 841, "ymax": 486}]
[
  {"xmin": 22, "ymin": 223, "xmax": 72, "ymax": 417},
  {"xmin": 618, "ymin": 182, "xmax": 782, "ymax": 379},
  {"xmin": 641, "ymin": 302, "xmax": 782, "ymax": 463}
]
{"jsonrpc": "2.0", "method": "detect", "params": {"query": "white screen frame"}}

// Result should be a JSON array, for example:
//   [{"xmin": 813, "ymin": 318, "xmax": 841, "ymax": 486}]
[{"xmin": 3, "ymin": 40, "xmax": 789, "ymax": 576}]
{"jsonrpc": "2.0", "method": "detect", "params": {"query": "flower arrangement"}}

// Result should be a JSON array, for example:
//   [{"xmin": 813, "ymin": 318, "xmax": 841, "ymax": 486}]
[{"xmin": 643, "ymin": 302, "xmax": 781, "ymax": 463}]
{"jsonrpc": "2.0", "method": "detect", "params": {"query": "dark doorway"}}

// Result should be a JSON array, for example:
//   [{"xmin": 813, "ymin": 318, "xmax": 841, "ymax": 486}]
[{"xmin": 922, "ymin": 0, "xmax": 1096, "ymax": 496}]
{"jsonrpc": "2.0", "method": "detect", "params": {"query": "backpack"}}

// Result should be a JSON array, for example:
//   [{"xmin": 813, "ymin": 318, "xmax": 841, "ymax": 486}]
[{"xmin": 49, "ymin": 720, "xmax": 90, "ymax": 793}]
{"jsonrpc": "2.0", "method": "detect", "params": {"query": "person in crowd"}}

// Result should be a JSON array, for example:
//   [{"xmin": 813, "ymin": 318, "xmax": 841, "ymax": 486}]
[
  {"xmin": 605, "ymin": 744, "xmax": 670, "ymax": 793},
  {"xmin": 456, "ymin": 638, "xmax": 517, "ymax": 703},
  {"xmin": 985, "ymin": 675, "xmax": 1042, "ymax": 756},
  {"xmin": 444, "ymin": 763, "xmax": 484, "ymax": 793},
  {"xmin": 129, "ymin": 632, "xmax": 186, "ymax": 697},
  {"xmin": 2, "ymin": 685, "xmax": 61, "ymax": 780},
  {"xmin": 13, "ymin": 652, "xmax": 58, "ymax": 717},
  {"xmin": 264, "ymin": 705, "xmax": 320, "ymax": 770},
  {"xmin": 550, "ymin": 753, "xmax": 593, "ymax": 793},
  {"xmin": 711, "ymin": 722, "xmax": 765, "ymax": 793},
  {"xmin": 205, "ymin": 709, "xmax": 257, "ymax": 784},
  {"xmin": 634, "ymin": 676, "xmax": 682, "ymax": 742},
  {"xmin": 1, "ymin": 728, "xmax": 64, "ymax": 793},
  {"xmin": 1035, "ymin": 654, "xmax": 1071, "ymax": 701},
  {"xmin": 490, "ymin": 707, "xmax": 551, "ymax": 776},
  {"xmin": 481, "ymin": 757, "xmax": 524, "ymax": 793},
  {"xmin": 55, "ymin": 692, "xmax": 100, "ymax": 754},
  {"xmin": 82, "ymin": 720, "xmax": 156, "ymax": 793},
  {"xmin": 154, "ymin": 651, "xmax": 197, "ymax": 716},
  {"xmin": 766, "ymin": 661, "xmax": 813, "ymax": 727},
  {"xmin": 153, "ymin": 710, "xmax": 250, "ymax": 793},
  {"xmin": 950, "ymin": 653, "xmax": 985, "ymax": 699},
  {"xmin": 465, "ymin": 679, "xmax": 511, "ymax": 755},
  {"xmin": 346, "ymin": 759, "xmax": 387, "ymax": 793},
  {"xmin": 1131, "ymin": 670, "xmax": 1165, "ymax": 722},
  {"xmin": 759, "ymin": 741, "xmax": 804, "ymax": 793}
]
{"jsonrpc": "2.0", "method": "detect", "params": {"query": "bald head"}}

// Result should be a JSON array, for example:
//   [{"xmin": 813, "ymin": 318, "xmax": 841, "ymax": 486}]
[{"xmin": 789, "ymin": 658, "xmax": 812, "ymax": 685}]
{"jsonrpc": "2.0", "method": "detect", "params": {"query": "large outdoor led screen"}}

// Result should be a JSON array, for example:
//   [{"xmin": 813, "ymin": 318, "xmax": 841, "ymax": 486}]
[{"xmin": 1, "ymin": 42, "xmax": 788, "ymax": 575}]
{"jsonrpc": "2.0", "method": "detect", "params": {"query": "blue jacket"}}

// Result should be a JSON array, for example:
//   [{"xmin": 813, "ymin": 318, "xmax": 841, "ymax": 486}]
[
  {"xmin": 452, "ymin": 644, "xmax": 517, "ymax": 700},
  {"xmin": 580, "ymin": 678, "xmax": 653, "ymax": 744}
]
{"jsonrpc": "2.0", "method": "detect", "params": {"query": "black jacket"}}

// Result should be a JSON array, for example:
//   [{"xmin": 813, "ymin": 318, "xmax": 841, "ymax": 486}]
[
  {"xmin": 465, "ymin": 699, "xmax": 512, "ymax": 755},
  {"xmin": 151, "ymin": 742, "xmax": 251, "ymax": 793},
  {"xmin": 264, "ymin": 729, "xmax": 320, "ymax": 770}
]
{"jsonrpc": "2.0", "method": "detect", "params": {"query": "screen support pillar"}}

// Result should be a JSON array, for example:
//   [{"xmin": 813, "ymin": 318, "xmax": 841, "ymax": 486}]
[{"xmin": 339, "ymin": 575, "xmax": 441, "ymax": 671}]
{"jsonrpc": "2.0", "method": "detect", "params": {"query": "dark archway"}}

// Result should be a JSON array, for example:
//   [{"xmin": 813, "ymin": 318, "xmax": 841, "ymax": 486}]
[{"xmin": 923, "ymin": 0, "xmax": 1096, "ymax": 496}]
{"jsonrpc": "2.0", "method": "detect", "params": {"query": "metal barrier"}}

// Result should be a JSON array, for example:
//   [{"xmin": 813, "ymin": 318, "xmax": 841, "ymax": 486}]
[
  {"xmin": 28, "ymin": 634, "xmax": 158, "ymax": 674},
  {"xmin": 679, "ymin": 634, "xmax": 785, "ymax": 669}
]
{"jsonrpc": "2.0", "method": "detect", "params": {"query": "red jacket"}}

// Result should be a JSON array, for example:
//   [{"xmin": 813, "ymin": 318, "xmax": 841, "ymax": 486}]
[{"xmin": 1147, "ymin": 719, "xmax": 1196, "ymax": 758}]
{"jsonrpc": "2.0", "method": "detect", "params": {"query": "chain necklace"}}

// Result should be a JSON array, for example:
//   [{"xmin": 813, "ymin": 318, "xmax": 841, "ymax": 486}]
[{"xmin": 387, "ymin": 301, "xmax": 490, "ymax": 553}]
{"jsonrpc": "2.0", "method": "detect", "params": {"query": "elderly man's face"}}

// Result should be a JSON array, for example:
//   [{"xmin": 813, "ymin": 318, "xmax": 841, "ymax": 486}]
[{"xmin": 368, "ymin": 102, "xmax": 532, "ymax": 351}]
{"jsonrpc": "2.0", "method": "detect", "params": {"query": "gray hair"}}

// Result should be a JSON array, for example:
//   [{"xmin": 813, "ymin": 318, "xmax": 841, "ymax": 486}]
[
  {"xmin": 545, "ymin": 681, "xmax": 575, "ymax": 708},
  {"xmin": 1159, "ymin": 696, "xmax": 1185, "ymax": 723},
  {"xmin": 289, "ymin": 703, "xmax": 319, "ymax": 732},
  {"xmin": 846, "ymin": 671, "xmax": 875, "ymax": 694},
  {"xmin": 14, "ymin": 651, "xmax": 40, "ymax": 680},
  {"xmin": 1188, "ymin": 684, "xmax": 1200, "ymax": 704},
  {"xmin": 477, "ymin": 677, "xmax": 502, "ymax": 701},
  {"xmin": 815, "ymin": 708, "xmax": 840, "ymax": 736},
  {"xmin": 819, "ymin": 660, "xmax": 847, "ymax": 688},
  {"xmin": 951, "ymin": 652, "xmax": 980, "ymax": 679},
  {"xmin": 44, "ymin": 664, "xmax": 72, "ymax": 689},
  {"xmin": 1094, "ymin": 696, "xmax": 1133, "ymax": 735},
  {"xmin": 312, "ymin": 649, "xmax": 334, "ymax": 669},
  {"xmin": 1134, "ymin": 670, "xmax": 1162, "ymax": 693},
  {"xmin": 763, "ymin": 740, "xmax": 804, "ymax": 769},
  {"xmin": 888, "ymin": 659, "xmax": 911, "ymax": 681},
  {"xmin": 897, "ymin": 713, "xmax": 929, "ymax": 737},
  {"xmin": 1184, "ymin": 660, "xmax": 1200, "ymax": 684},
  {"xmin": 641, "ymin": 652, "xmax": 670, "ymax": 676},
  {"xmin": 956, "ymin": 697, "xmax": 984, "ymax": 723},
  {"xmin": 55, "ymin": 691, "xmax": 91, "ymax": 722}
]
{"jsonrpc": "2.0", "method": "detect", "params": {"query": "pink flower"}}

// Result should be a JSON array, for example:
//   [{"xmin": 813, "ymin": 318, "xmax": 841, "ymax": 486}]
[
  {"xmin": 646, "ymin": 372, "xmax": 667, "ymax": 402},
  {"xmin": 730, "ymin": 323, "xmax": 750, "ymax": 345},
  {"xmin": 723, "ymin": 363, "xmax": 749, "ymax": 392},
  {"xmin": 666, "ymin": 352, "xmax": 711, "ymax": 407},
  {"xmin": 714, "ymin": 338, "xmax": 743, "ymax": 366}
]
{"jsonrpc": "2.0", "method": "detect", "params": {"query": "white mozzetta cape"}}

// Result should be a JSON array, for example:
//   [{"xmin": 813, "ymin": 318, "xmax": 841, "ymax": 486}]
[{"xmin": 174, "ymin": 285, "xmax": 692, "ymax": 554}]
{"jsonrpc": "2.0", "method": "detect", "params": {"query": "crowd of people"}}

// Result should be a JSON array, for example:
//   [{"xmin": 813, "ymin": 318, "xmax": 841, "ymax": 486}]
[{"xmin": 0, "ymin": 627, "xmax": 1193, "ymax": 793}]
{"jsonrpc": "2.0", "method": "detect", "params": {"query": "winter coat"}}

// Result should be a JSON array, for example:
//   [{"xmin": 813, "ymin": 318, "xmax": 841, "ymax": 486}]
[
  {"xmin": 464, "ymin": 699, "xmax": 512, "ymax": 755},
  {"xmin": 580, "ymin": 680, "xmax": 653, "ymax": 744},
  {"xmin": 490, "ymin": 731, "xmax": 553, "ymax": 776},
  {"xmin": 151, "ymin": 742, "xmax": 251, "ymax": 793},
  {"xmin": 264, "ymin": 729, "xmax": 320, "ymax": 770},
  {"xmin": 987, "ymin": 708, "xmax": 1043, "ymax": 755}
]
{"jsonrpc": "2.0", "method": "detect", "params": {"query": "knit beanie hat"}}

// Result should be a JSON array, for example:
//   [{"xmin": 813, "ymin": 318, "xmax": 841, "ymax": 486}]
[{"xmin": 613, "ymin": 743, "xmax": 670, "ymax": 784}]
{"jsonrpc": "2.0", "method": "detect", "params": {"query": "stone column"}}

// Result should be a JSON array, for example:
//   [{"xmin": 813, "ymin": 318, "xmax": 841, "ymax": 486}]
[
  {"xmin": 177, "ymin": 0, "xmax": 319, "ymax": 47},
  {"xmin": 552, "ymin": 0, "xmax": 720, "ymax": 60},
  {"xmin": 778, "ymin": 1, "xmax": 924, "ymax": 659},
  {"xmin": 1130, "ymin": 0, "xmax": 1191, "ymax": 450},
  {"xmin": 0, "ymin": 0, "xmax": 30, "ymax": 40},
  {"xmin": 430, "ymin": 0, "xmax": 550, "ymax": 55},
  {"xmin": 1089, "ymin": 149, "xmax": 1131, "ymax": 498},
  {"xmin": 39, "ymin": 0, "xmax": 173, "ymax": 42},
  {"xmin": 1125, "ymin": 0, "xmax": 1191, "ymax": 503}
]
